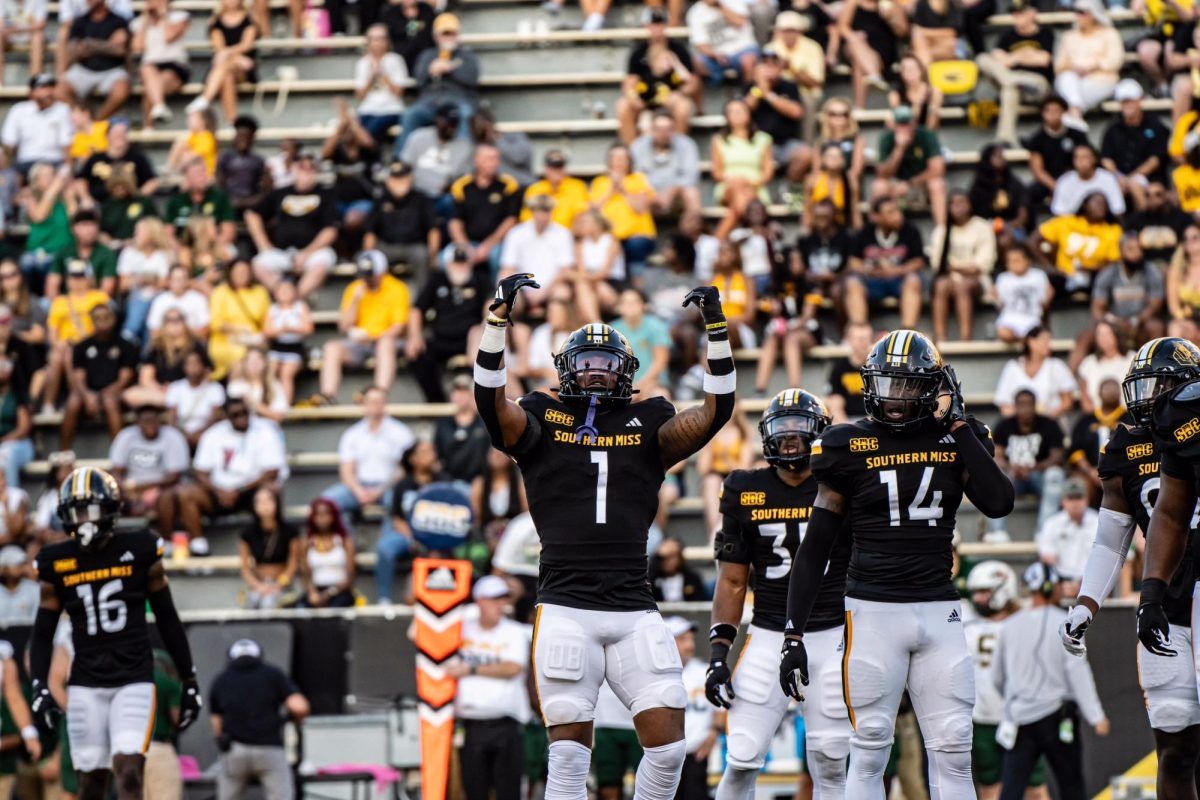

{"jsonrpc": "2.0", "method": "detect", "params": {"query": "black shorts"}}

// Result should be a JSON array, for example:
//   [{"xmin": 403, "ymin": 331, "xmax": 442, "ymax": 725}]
[{"xmin": 148, "ymin": 62, "xmax": 191, "ymax": 85}]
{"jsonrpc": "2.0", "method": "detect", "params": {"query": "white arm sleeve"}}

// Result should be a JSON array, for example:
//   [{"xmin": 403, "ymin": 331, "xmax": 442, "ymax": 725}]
[{"xmin": 1076, "ymin": 506, "xmax": 1136, "ymax": 607}]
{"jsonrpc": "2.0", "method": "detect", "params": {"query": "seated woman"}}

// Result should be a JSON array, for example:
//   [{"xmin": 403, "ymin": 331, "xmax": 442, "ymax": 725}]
[
  {"xmin": 208, "ymin": 258, "xmax": 270, "ymax": 380},
  {"xmin": 968, "ymin": 142, "xmax": 1030, "ymax": 232},
  {"xmin": 187, "ymin": 0, "xmax": 258, "ymax": 123},
  {"xmin": 888, "ymin": 55, "xmax": 944, "ymax": 130},
  {"xmin": 929, "ymin": 190, "xmax": 997, "ymax": 343},
  {"xmin": 299, "ymin": 497, "xmax": 358, "ymax": 609},
  {"xmin": 709, "ymin": 240, "xmax": 758, "ymax": 349},
  {"xmin": 802, "ymin": 141, "xmax": 859, "ymax": 230},
  {"xmin": 1053, "ymin": 0, "xmax": 1123, "ymax": 126},
  {"xmin": 116, "ymin": 217, "xmax": 172, "ymax": 345},
  {"xmin": 710, "ymin": 98, "xmax": 774, "ymax": 241},
  {"xmin": 227, "ymin": 347, "xmax": 289, "ymax": 423},
  {"xmin": 589, "ymin": 144, "xmax": 658, "ymax": 279},
  {"xmin": 123, "ymin": 311, "xmax": 203, "ymax": 408},
  {"xmin": 1168, "ymin": 225, "xmax": 1200, "ymax": 324},
  {"xmin": 238, "ymin": 486, "xmax": 302, "ymax": 609},
  {"xmin": 830, "ymin": 0, "xmax": 908, "ymax": 107}
]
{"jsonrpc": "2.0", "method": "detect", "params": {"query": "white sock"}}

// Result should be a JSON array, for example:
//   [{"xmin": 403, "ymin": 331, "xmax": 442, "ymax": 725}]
[
  {"xmin": 544, "ymin": 740, "xmax": 590, "ymax": 800},
  {"xmin": 714, "ymin": 765, "xmax": 758, "ymax": 800},
  {"xmin": 632, "ymin": 739, "xmax": 687, "ymax": 800}
]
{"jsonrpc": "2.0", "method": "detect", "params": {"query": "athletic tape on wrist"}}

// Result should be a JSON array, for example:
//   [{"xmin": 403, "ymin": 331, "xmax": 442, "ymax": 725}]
[
  {"xmin": 703, "ymin": 371, "xmax": 737, "ymax": 394},
  {"xmin": 473, "ymin": 364, "xmax": 507, "ymax": 388},
  {"xmin": 707, "ymin": 338, "xmax": 733, "ymax": 361},
  {"xmin": 479, "ymin": 321, "xmax": 507, "ymax": 354}
]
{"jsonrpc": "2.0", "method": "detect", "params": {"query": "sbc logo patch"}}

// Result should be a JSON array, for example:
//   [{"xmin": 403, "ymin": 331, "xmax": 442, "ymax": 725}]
[
  {"xmin": 740, "ymin": 492, "xmax": 766, "ymax": 506},
  {"xmin": 1126, "ymin": 443, "xmax": 1155, "ymax": 460},
  {"xmin": 53, "ymin": 559, "xmax": 77, "ymax": 573},
  {"xmin": 1176, "ymin": 418, "xmax": 1200, "ymax": 443},
  {"xmin": 850, "ymin": 437, "xmax": 879, "ymax": 452},
  {"xmin": 544, "ymin": 409, "xmax": 575, "ymax": 427}
]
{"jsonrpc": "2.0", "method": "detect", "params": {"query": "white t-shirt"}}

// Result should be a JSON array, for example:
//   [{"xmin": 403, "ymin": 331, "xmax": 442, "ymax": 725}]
[
  {"xmin": 692, "ymin": 234, "xmax": 720, "ymax": 282},
  {"xmin": 354, "ymin": 53, "xmax": 408, "ymax": 116},
  {"xmin": 117, "ymin": 248, "xmax": 171, "ymax": 281},
  {"xmin": 165, "ymin": 378, "xmax": 225, "ymax": 434},
  {"xmin": 994, "ymin": 269, "xmax": 1049, "ymax": 336},
  {"xmin": 0, "ymin": 100, "xmax": 72, "ymax": 163},
  {"xmin": 1036, "ymin": 507, "xmax": 1100, "ymax": 580},
  {"xmin": 454, "ymin": 615, "xmax": 532, "ymax": 723},
  {"xmin": 579, "ymin": 233, "xmax": 625, "ymax": 281},
  {"xmin": 686, "ymin": 0, "xmax": 756, "ymax": 57},
  {"xmin": 681, "ymin": 658, "xmax": 714, "ymax": 754},
  {"xmin": 730, "ymin": 228, "xmax": 771, "ymax": 278},
  {"xmin": 0, "ymin": 579, "xmax": 38, "ymax": 626},
  {"xmin": 193, "ymin": 417, "xmax": 286, "ymax": 490},
  {"xmin": 1077, "ymin": 351, "xmax": 1134, "ymax": 410},
  {"xmin": 1050, "ymin": 169, "xmax": 1126, "ymax": 216},
  {"xmin": 965, "ymin": 616, "xmax": 1004, "ymax": 725},
  {"xmin": 526, "ymin": 324, "xmax": 570, "ymax": 377},
  {"xmin": 130, "ymin": 10, "xmax": 189, "ymax": 64},
  {"xmin": 491, "ymin": 513, "xmax": 540, "ymax": 577},
  {"xmin": 336, "ymin": 416, "xmax": 415, "ymax": 486},
  {"xmin": 227, "ymin": 378, "xmax": 289, "ymax": 417},
  {"xmin": 500, "ymin": 220, "xmax": 575, "ymax": 289},
  {"xmin": 0, "ymin": 488, "xmax": 28, "ymax": 540},
  {"xmin": 993, "ymin": 357, "xmax": 1077, "ymax": 417},
  {"xmin": 109, "ymin": 424, "xmax": 190, "ymax": 485},
  {"xmin": 147, "ymin": 289, "xmax": 210, "ymax": 333},
  {"xmin": 1, "ymin": 0, "xmax": 46, "ymax": 27}
]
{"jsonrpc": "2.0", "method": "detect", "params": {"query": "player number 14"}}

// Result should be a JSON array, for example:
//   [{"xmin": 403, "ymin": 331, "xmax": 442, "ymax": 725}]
[{"xmin": 879, "ymin": 468, "xmax": 944, "ymax": 527}]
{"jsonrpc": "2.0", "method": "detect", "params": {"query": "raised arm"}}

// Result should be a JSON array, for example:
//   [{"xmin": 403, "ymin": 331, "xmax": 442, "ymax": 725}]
[
  {"xmin": 474, "ymin": 273, "xmax": 542, "ymax": 452},
  {"xmin": 658, "ymin": 287, "xmax": 737, "ymax": 468}
]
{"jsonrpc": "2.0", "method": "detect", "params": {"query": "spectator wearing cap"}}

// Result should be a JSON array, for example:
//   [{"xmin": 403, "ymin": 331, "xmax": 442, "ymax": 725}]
[
  {"xmin": 977, "ymin": 0, "xmax": 1053, "ymax": 144},
  {"xmin": 769, "ymin": 11, "xmax": 824, "ymax": 140},
  {"xmin": 246, "ymin": 151, "xmax": 339, "ymax": 300},
  {"xmin": 0, "ymin": 546, "xmax": 36, "ymax": 624},
  {"xmin": 448, "ymin": 145, "xmax": 520, "ymax": 274},
  {"xmin": 1036, "ymin": 477, "xmax": 1099, "ymax": 592},
  {"xmin": 109, "ymin": 404, "xmax": 190, "ymax": 540},
  {"xmin": 0, "ymin": 75, "xmax": 72, "ymax": 174},
  {"xmin": 522, "ymin": 150, "xmax": 590, "ymax": 230},
  {"xmin": 499, "ymin": 194, "xmax": 575, "ymax": 302},
  {"xmin": 209, "ymin": 639, "xmax": 310, "ymax": 800},
  {"xmin": 59, "ymin": 0, "xmax": 131, "ymax": 118},
  {"xmin": 686, "ymin": 0, "xmax": 758, "ymax": 88},
  {"xmin": 76, "ymin": 117, "xmax": 158, "ymax": 208},
  {"xmin": 668, "ymin": 616, "xmax": 720, "ymax": 800},
  {"xmin": 355, "ymin": 24, "xmax": 409, "ymax": 144},
  {"xmin": 317, "ymin": 250, "xmax": 410, "ymax": 403},
  {"xmin": 45, "ymin": 208, "xmax": 117, "ymax": 301},
  {"xmin": 1054, "ymin": 0, "xmax": 1123, "ymax": 125},
  {"xmin": 446, "ymin": 575, "xmax": 531, "ymax": 800},
  {"xmin": 1100, "ymin": 79, "xmax": 1170, "ymax": 210},
  {"xmin": 361, "ymin": 161, "xmax": 439, "ymax": 285},
  {"xmin": 745, "ymin": 46, "xmax": 807, "ymax": 185},
  {"xmin": 871, "ymin": 104, "xmax": 947, "ymax": 228},
  {"xmin": 61, "ymin": 302, "xmax": 136, "ymax": 449},
  {"xmin": 166, "ymin": 157, "xmax": 238, "ymax": 256},
  {"xmin": 396, "ymin": 13, "xmax": 479, "ymax": 152},
  {"xmin": 397, "ymin": 102, "xmax": 473, "ymax": 203},
  {"xmin": 631, "ymin": 110, "xmax": 702, "ymax": 216},
  {"xmin": 217, "ymin": 116, "xmax": 270, "ymax": 215},
  {"xmin": 0, "ymin": 0, "xmax": 45, "ymax": 85},
  {"xmin": 407, "ymin": 245, "xmax": 490, "ymax": 401},
  {"xmin": 617, "ymin": 7, "xmax": 697, "ymax": 144},
  {"xmin": 98, "ymin": 167, "xmax": 157, "ymax": 251}
]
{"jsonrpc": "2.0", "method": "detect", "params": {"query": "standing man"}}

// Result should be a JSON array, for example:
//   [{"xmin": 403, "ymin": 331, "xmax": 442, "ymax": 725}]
[
  {"xmin": 669, "ymin": 616, "xmax": 718, "ymax": 800},
  {"xmin": 447, "ymin": 575, "xmax": 531, "ymax": 800},
  {"xmin": 708, "ymin": 389, "xmax": 850, "ymax": 798},
  {"xmin": 473, "ymin": 273, "xmax": 736, "ymax": 800},
  {"xmin": 209, "ymin": 639, "xmax": 309, "ymax": 800}
]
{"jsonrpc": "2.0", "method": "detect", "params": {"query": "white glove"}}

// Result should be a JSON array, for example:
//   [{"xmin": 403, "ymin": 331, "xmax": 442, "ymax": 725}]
[{"xmin": 1060, "ymin": 605, "xmax": 1092, "ymax": 657}]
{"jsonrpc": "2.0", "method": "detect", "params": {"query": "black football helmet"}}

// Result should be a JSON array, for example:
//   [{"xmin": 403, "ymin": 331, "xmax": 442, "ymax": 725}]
[
  {"xmin": 861, "ymin": 330, "xmax": 947, "ymax": 432},
  {"xmin": 58, "ymin": 467, "xmax": 121, "ymax": 551},
  {"xmin": 1124, "ymin": 337, "xmax": 1200, "ymax": 426},
  {"xmin": 553, "ymin": 324, "xmax": 639, "ymax": 408},
  {"xmin": 759, "ymin": 389, "xmax": 831, "ymax": 471}
]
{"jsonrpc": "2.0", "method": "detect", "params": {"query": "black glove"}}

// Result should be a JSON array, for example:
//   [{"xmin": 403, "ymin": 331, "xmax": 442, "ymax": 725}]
[
  {"xmin": 1138, "ymin": 579, "xmax": 1176, "ymax": 657},
  {"xmin": 489, "ymin": 273, "xmax": 541, "ymax": 318},
  {"xmin": 939, "ymin": 364, "xmax": 966, "ymax": 429},
  {"xmin": 778, "ymin": 636, "xmax": 809, "ymax": 702},
  {"xmin": 30, "ymin": 681, "xmax": 62, "ymax": 731},
  {"xmin": 705, "ymin": 656, "xmax": 735, "ymax": 709},
  {"xmin": 682, "ymin": 286, "xmax": 726, "ymax": 325},
  {"xmin": 178, "ymin": 677, "xmax": 204, "ymax": 731}
]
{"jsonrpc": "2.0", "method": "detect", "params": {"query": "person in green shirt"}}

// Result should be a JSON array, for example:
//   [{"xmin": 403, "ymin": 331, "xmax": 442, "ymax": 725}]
[
  {"xmin": 99, "ymin": 171, "xmax": 157, "ymax": 249},
  {"xmin": 871, "ymin": 104, "xmax": 948, "ymax": 228},
  {"xmin": 145, "ymin": 649, "xmax": 183, "ymax": 800},
  {"xmin": 45, "ymin": 209, "xmax": 118, "ymax": 300},
  {"xmin": 610, "ymin": 288, "xmax": 672, "ymax": 393},
  {"xmin": 163, "ymin": 159, "xmax": 238, "ymax": 259}
]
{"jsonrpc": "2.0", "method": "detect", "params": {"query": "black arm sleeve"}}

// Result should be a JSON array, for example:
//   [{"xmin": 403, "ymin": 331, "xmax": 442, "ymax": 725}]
[
  {"xmin": 29, "ymin": 606, "xmax": 57, "ymax": 686},
  {"xmin": 148, "ymin": 585, "xmax": 196, "ymax": 679},
  {"xmin": 784, "ymin": 505, "xmax": 845, "ymax": 636},
  {"xmin": 955, "ymin": 424, "xmax": 1015, "ymax": 518}
]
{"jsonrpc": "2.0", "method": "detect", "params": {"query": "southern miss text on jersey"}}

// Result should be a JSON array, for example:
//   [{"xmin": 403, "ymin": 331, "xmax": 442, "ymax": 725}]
[
  {"xmin": 715, "ymin": 468, "xmax": 851, "ymax": 633},
  {"xmin": 35, "ymin": 530, "xmax": 162, "ymax": 687},
  {"xmin": 1099, "ymin": 424, "xmax": 1196, "ymax": 626},
  {"xmin": 811, "ymin": 417, "xmax": 994, "ymax": 602},
  {"xmin": 511, "ymin": 391, "xmax": 676, "ymax": 611}
]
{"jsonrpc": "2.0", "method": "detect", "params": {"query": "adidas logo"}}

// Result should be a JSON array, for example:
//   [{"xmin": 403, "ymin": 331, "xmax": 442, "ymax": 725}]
[
  {"xmin": 947, "ymin": 608, "xmax": 961, "ymax": 623},
  {"xmin": 119, "ymin": 551, "xmax": 134, "ymax": 563},
  {"xmin": 939, "ymin": 434, "xmax": 955, "ymax": 445},
  {"xmin": 424, "ymin": 566, "xmax": 458, "ymax": 591},
  {"xmin": 627, "ymin": 417, "xmax": 642, "ymax": 427}
]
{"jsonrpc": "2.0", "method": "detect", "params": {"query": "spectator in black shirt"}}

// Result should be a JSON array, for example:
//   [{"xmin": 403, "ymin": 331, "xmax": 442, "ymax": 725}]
[
  {"xmin": 1100, "ymin": 79, "xmax": 1170, "ymax": 209},
  {"xmin": 61, "ymin": 302, "xmax": 136, "ymax": 449},
  {"xmin": 75, "ymin": 119, "xmax": 158, "ymax": 205},
  {"xmin": 797, "ymin": 199, "xmax": 851, "ymax": 295},
  {"xmin": 990, "ymin": 388, "xmax": 1067, "ymax": 539},
  {"xmin": 1023, "ymin": 94, "xmax": 1091, "ymax": 208},
  {"xmin": 968, "ymin": 142, "xmax": 1030, "ymax": 231},
  {"xmin": 744, "ymin": 47, "xmax": 807, "ymax": 184},
  {"xmin": 60, "ymin": 0, "xmax": 131, "ymax": 119},
  {"xmin": 246, "ymin": 152, "xmax": 339, "ymax": 299},
  {"xmin": 364, "ymin": 161, "xmax": 440, "ymax": 283},
  {"xmin": 978, "ymin": 0, "xmax": 1053, "ymax": 144},
  {"xmin": 447, "ymin": 144, "xmax": 520, "ymax": 274},
  {"xmin": 844, "ymin": 197, "xmax": 926, "ymax": 328},
  {"xmin": 322, "ymin": 99, "xmax": 380, "ymax": 250},
  {"xmin": 649, "ymin": 536, "xmax": 708, "ymax": 602},
  {"xmin": 433, "ymin": 376, "xmax": 491, "ymax": 483},
  {"xmin": 216, "ymin": 115, "xmax": 270, "ymax": 215},
  {"xmin": 616, "ymin": 7, "xmax": 698, "ymax": 144},
  {"xmin": 1126, "ymin": 179, "xmax": 1192, "ymax": 264},
  {"xmin": 238, "ymin": 487, "xmax": 302, "ymax": 609},
  {"xmin": 406, "ymin": 246, "xmax": 489, "ymax": 402},
  {"xmin": 379, "ymin": 0, "xmax": 434, "ymax": 72}
]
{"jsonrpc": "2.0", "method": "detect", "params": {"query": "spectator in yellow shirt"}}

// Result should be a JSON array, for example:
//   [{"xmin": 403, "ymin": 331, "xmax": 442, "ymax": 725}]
[
  {"xmin": 520, "ymin": 150, "xmax": 590, "ymax": 230},
  {"xmin": 43, "ymin": 259, "xmax": 111, "ymax": 413},
  {"xmin": 318, "ymin": 250, "xmax": 410, "ymax": 403},
  {"xmin": 1033, "ymin": 192, "xmax": 1122, "ymax": 291},
  {"xmin": 1173, "ymin": 138, "xmax": 1200, "ymax": 212},
  {"xmin": 208, "ymin": 257, "xmax": 271, "ymax": 380},
  {"xmin": 589, "ymin": 144, "xmax": 657, "ymax": 279},
  {"xmin": 167, "ymin": 108, "xmax": 219, "ymax": 176}
]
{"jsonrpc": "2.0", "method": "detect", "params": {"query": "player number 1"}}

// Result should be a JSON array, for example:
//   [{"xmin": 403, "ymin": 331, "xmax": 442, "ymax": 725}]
[
  {"xmin": 76, "ymin": 579, "xmax": 127, "ymax": 636},
  {"xmin": 591, "ymin": 451, "xmax": 608, "ymax": 524}
]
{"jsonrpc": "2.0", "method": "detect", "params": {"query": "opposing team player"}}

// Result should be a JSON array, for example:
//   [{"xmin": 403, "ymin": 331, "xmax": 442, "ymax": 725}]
[
  {"xmin": 29, "ymin": 468, "xmax": 202, "ymax": 800},
  {"xmin": 474, "ymin": 274, "xmax": 736, "ymax": 800},
  {"xmin": 778, "ymin": 330, "xmax": 1014, "ymax": 799},
  {"xmin": 1062, "ymin": 338, "xmax": 1200, "ymax": 799},
  {"xmin": 707, "ymin": 389, "xmax": 851, "ymax": 799}
]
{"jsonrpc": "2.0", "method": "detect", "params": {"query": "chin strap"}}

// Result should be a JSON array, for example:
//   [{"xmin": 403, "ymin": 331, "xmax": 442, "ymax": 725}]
[{"xmin": 575, "ymin": 396, "xmax": 600, "ymax": 442}]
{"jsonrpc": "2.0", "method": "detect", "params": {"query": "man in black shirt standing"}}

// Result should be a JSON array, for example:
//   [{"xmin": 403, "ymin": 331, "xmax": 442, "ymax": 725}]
[
  {"xmin": 744, "ymin": 48, "xmax": 806, "ymax": 184},
  {"xmin": 59, "ymin": 0, "xmax": 130, "ymax": 120},
  {"xmin": 76, "ymin": 120, "xmax": 157, "ymax": 206},
  {"xmin": 844, "ymin": 198, "xmax": 926, "ymax": 329},
  {"xmin": 405, "ymin": 245, "xmax": 489, "ymax": 401},
  {"xmin": 1100, "ymin": 79, "xmax": 1170, "ymax": 210},
  {"xmin": 210, "ymin": 640, "xmax": 309, "ymax": 800},
  {"xmin": 797, "ymin": 200, "xmax": 851, "ymax": 296},
  {"xmin": 215, "ymin": 116, "xmax": 270, "ymax": 215},
  {"xmin": 364, "ymin": 160, "xmax": 440, "ymax": 284},
  {"xmin": 1023, "ymin": 95, "xmax": 1091, "ymax": 209},
  {"xmin": 447, "ymin": 144, "xmax": 520, "ymax": 275},
  {"xmin": 990, "ymin": 389, "xmax": 1067, "ymax": 540},
  {"xmin": 433, "ymin": 376, "xmax": 491, "ymax": 482},
  {"xmin": 978, "ymin": 0, "xmax": 1054, "ymax": 144},
  {"xmin": 62, "ymin": 303, "xmax": 136, "ymax": 450}
]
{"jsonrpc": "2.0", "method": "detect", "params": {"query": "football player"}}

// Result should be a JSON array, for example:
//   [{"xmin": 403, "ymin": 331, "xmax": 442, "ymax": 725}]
[
  {"xmin": 707, "ymin": 388, "xmax": 851, "ymax": 799},
  {"xmin": 474, "ymin": 275, "xmax": 736, "ymax": 800},
  {"xmin": 1098, "ymin": 339, "xmax": 1200, "ymax": 799},
  {"xmin": 779, "ymin": 329, "xmax": 1014, "ymax": 798},
  {"xmin": 29, "ymin": 468, "xmax": 202, "ymax": 800}
]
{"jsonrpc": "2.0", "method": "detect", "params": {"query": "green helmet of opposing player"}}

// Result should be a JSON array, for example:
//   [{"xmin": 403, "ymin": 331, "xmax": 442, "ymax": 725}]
[
  {"xmin": 759, "ymin": 389, "xmax": 830, "ymax": 471},
  {"xmin": 553, "ymin": 323, "xmax": 640, "ymax": 408},
  {"xmin": 861, "ymin": 330, "xmax": 947, "ymax": 433},
  {"xmin": 1123, "ymin": 337, "xmax": 1200, "ymax": 426},
  {"xmin": 58, "ymin": 467, "xmax": 121, "ymax": 551}
]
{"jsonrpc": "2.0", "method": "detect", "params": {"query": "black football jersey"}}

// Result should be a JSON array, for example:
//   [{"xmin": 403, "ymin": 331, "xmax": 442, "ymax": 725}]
[
  {"xmin": 1098, "ymin": 424, "xmax": 1197, "ymax": 626},
  {"xmin": 716, "ymin": 468, "xmax": 851, "ymax": 633},
  {"xmin": 811, "ymin": 417, "xmax": 994, "ymax": 603},
  {"xmin": 35, "ymin": 530, "xmax": 162, "ymax": 688},
  {"xmin": 512, "ymin": 391, "xmax": 676, "ymax": 611}
]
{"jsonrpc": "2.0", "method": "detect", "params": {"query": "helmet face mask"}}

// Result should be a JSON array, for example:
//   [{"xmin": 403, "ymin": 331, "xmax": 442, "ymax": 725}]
[
  {"xmin": 553, "ymin": 325, "xmax": 639, "ymax": 408},
  {"xmin": 862, "ymin": 331, "xmax": 946, "ymax": 432},
  {"xmin": 1124, "ymin": 337, "xmax": 1200, "ymax": 425},
  {"xmin": 760, "ymin": 389, "xmax": 830, "ymax": 471},
  {"xmin": 58, "ymin": 468, "xmax": 120, "ymax": 551}
]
